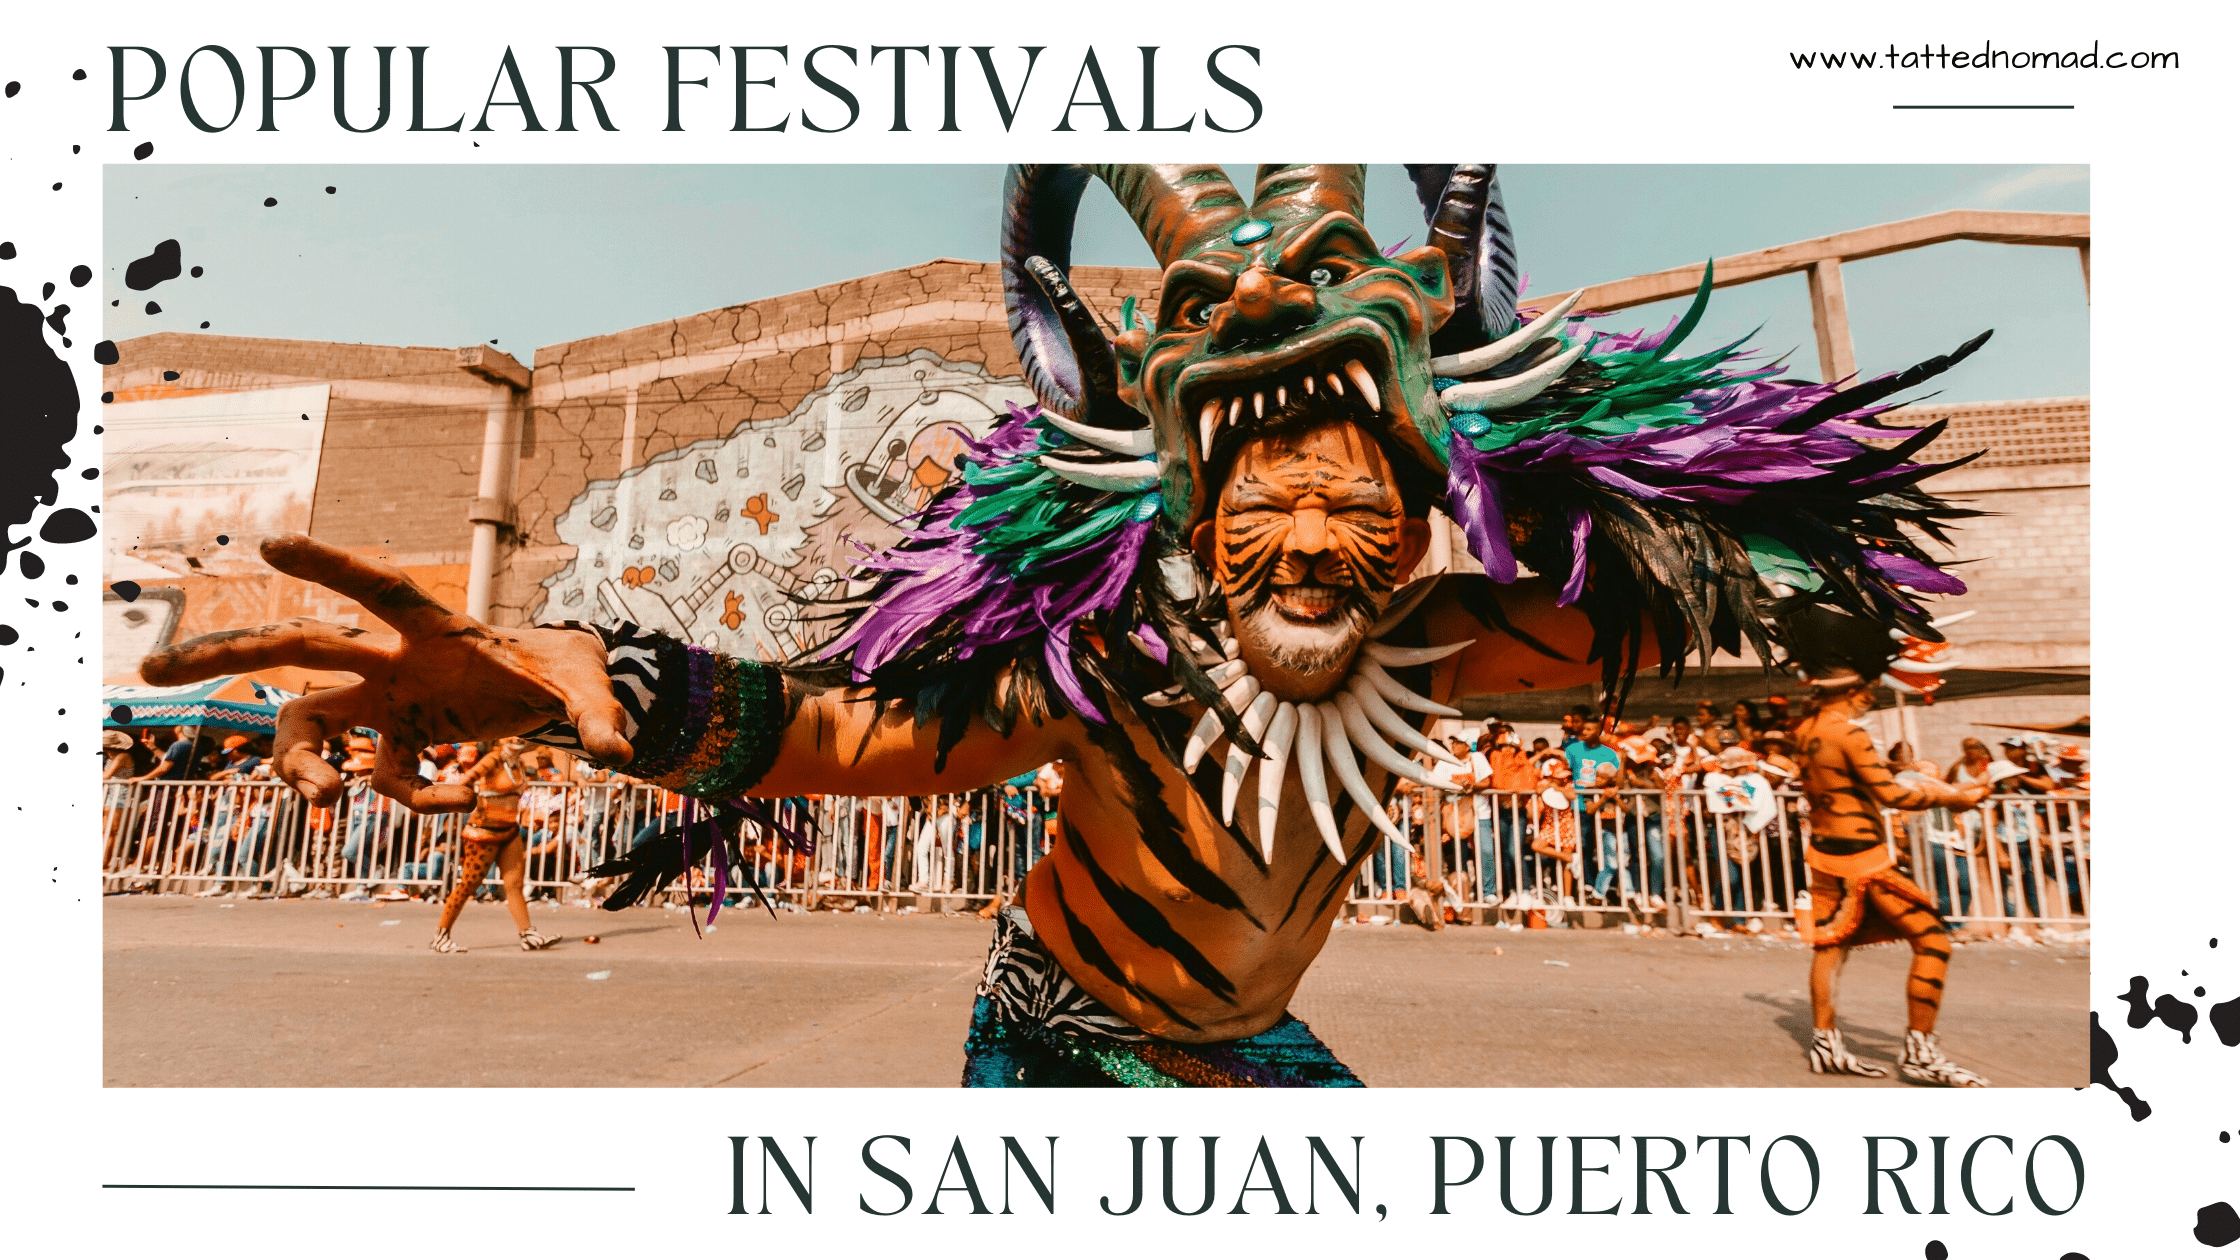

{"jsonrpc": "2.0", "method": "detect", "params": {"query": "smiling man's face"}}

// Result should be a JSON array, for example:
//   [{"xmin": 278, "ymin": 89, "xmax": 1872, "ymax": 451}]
[{"xmin": 1191, "ymin": 418, "xmax": 1431, "ymax": 700}]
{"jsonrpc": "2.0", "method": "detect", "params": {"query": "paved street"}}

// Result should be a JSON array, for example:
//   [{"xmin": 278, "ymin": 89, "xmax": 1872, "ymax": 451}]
[{"xmin": 104, "ymin": 897, "xmax": 2090, "ymax": 1088}]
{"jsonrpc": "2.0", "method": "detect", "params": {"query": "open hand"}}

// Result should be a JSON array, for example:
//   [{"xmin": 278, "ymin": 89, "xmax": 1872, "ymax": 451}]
[{"xmin": 138, "ymin": 535, "xmax": 630, "ymax": 811}]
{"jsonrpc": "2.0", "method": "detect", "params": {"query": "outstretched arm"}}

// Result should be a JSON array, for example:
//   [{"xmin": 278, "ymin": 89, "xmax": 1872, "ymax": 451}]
[
  {"xmin": 141, "ymin": 535, "xmax": 1072, "ymax": 812},
  {"xmin": 1413, "ymin": 574, "xmax": 1647, "ymax": 703},
  {"xmin": 1838, "ymin": 724, "xmax": 1987, "ymax": 811}
]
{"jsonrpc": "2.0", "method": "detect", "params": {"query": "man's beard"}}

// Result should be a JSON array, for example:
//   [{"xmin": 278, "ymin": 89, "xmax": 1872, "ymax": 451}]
[{"xmin": 1232, "ymin": 581, "xmax": 1379, "ymax": 676}]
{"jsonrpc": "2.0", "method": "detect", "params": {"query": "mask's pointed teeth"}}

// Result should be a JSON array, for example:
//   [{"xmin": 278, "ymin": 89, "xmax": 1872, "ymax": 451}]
[
  {"xmin": 1223, "ymin": 691, "xmax": 1279, "ymax": 826},
  {"xmin": 1326, "ymin": 371, "xmax": 1345, "ymax": 399},
  {"xmin": 1206, "ymin": 658, "xmax": 1249, "ymax": 687},
  {"xmin": 1363, "ymin": 639, "xmax": 1471, "ymax": 667},
  {"xmin": 1182, "ymin": 706, "xmax": 1224, "ymax": 773},
  {"xmin": 1275, "ymin": 385, "xmax": 1287, "ymax": 409},
  {"xmin": 1320, "ymin": 700, "xmax": 1410, "ymax": 851},
  {"xmin": 1253, "ymin": 391, "xmax": 1265, "ymax": 420},
  {"xmin": 1348, "ymin": 676, "xmax": 1462, "ymax": 766},
  {"xmin": 1439, "ymin": 340, "xmax": 1590, "ymax": 414},
  {"xmin": 1228, "ymin": 395, "xmax": 1242, "ymax": 429},
  {"xmin": 1343, "ymin": 359, "xmax": 1380, "ymax": 414},
  {"xmin": 1302, "ymin": 374, "xmax": 1316, "ymax": 397},
  {"xmin": 1359, "ymin": 657, "xmax": 1463, "ymax": 718},
  {"xmin": 1293, "ymin": 703, "xmax": 1344, "ymax": 863},
  {"xmin": 1335, "ymin": 691, "xmax": 1438, "ymax": 787},
  {"xmin": 1430, "ymin": 288, "xmax": 1587, "ymax": 379},
  {"xmin": 1199, "ymin": 398, "xmax": 1222, "ymax": 451},
  {"xmin": 1255, "ymin": 701, "xmax": 1299, "ymax": 863},
  {"xmin": 1037, "ymin": 455, "xmax": 1159, "ymax": 492}
]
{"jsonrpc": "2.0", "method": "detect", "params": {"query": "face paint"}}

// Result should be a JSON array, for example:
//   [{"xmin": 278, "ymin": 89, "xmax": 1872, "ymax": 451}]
[{"xmin": 1200, "ymin": 419, "xmax": 1415, "ymax": 696}]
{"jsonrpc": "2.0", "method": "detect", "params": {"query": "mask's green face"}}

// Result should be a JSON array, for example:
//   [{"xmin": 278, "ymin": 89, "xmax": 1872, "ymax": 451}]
[{"xmin": 1111, "ymin": 210, "xmax": 1456, "ymax": 532}]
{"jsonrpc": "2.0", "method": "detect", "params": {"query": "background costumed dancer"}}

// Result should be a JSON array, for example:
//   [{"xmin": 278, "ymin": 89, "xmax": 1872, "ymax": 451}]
[
  {"xmin": 139, "ymin": 164, "xmax": 1992, "ymax": 1087},
  {"xmin": 1788, "ymin": 610, "xmax": 1994, "ymax": 1085},
  {"xmin": 428, "ymin": 738, "xmax": 563, "ymax": 954}
]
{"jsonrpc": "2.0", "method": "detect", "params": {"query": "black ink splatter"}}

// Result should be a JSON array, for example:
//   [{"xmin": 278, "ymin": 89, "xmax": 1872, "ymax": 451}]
[
  {"xmin": 0, "ymin": 288, "xmax": 77, "ymax": 577},
  {"xmin": 2211, "ymin": 996, "xmax": 2240, "ymax": 1048},
  {"xmin": 72, "ymin": 69, "xmax": 85, "ymax": 81},
  {"xmin": 109, "ymin": 581, "xmax": 140, "ymax": 602},
  {"xmin": 94, "ymin": 340, "xmax": 117, "ymax": 365},
  {"xmin": 0, "ymin": 625, "xmax": 15, "ymax": 645},
  {"xmin": 215, "ymin": 534, "xmax": 229, "ymax": 545},
  {"xmin": 19, "ymin": 551, "xmax": 42, "ymax": 579},
  {"xmin": 44, "ymin": 304, "xmax": 68, "ymax": 335},
  {"xmin": 263, "ymin": 197, "xmax": 278, "ymax": 207},
  {"xmin": 124, "ymin": 239, "xmax": 181, "ymax": 291},
  {"xmin": 110, "ymin": 705, "xmax": 133, "ymax": 724},
  {"xmin": 2122, "ymin": 975, "xmax": 2201, "ymax": 1044},
  {"xmin": 2089, "ymin": 1011, "xmax": 2151, "ymax": 1120},
  {"xmin": 162, "ymin": 371, "xmax": 178, "ymax": 381},
  {"xmin": 1924, "ymin": 1243, "xmax": 1947, "ymax": 1260},
  {"xmin": 0, "ymin": 242, "xmax": 13, "ymax": 259},
  {"xmin": 2199, "ymin": 1202, "xmax": 2240, "ymax": 1248},
  {"xmin": 69, "ymin": 265, "xmax": 90, "ymax": 288},
  {"xmin": 325, "ymin": 185, "xmax": 336, "ymax": 194},
  {"xmin": 3, "ymin": 82, "xmax": 16, "ymax": 98},
  {"xmin": 39, "ymin": 508, "xmax": 96, "ymax": 544},
  {"xmin": 144, "ymin": 301, "xmax": 161, "ymax": 316},
  {"xmin": 41, "ymin": 282, "xmax": 54, "ymax": 301},
  {"xmin": 199, "ymin": 321, "xmax": 209, "ymax": 329},
  {"xmin": 133, "ymin": 141, "xmax": 153, "ymax": 160},
  {"xmin": 191, "ymin": 266, "xmax": 203, "ymax": 278}
]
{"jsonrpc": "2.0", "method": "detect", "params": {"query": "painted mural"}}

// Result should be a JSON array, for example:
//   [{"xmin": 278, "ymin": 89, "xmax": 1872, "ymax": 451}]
[{"xmin": 535, "ymin": 351, "xmax": 1034, "ymax": 660}]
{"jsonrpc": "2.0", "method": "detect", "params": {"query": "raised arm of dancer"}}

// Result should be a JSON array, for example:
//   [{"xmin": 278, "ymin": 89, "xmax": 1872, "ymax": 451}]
[{"xmin": 139, "ymin": 535, "xmax": 1073, "ymax": 813}]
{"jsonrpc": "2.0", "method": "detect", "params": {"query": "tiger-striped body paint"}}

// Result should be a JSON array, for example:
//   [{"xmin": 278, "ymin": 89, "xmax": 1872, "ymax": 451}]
[{"xmin": 1795, "ymin": 694, "xmax": 1986, "ymax": 1043}]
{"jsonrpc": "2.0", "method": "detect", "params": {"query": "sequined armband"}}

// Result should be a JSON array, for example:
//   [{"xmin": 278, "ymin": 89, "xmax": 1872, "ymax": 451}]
[{"xmin": 519, "ymin": 621, "xmax": 789, "ymax": 800}]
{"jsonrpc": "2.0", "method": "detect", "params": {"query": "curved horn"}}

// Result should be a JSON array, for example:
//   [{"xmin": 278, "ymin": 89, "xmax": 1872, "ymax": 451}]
[
  {"xmin": 1413, "ymin": 164, "xmax": 1521, "ymax": 355},
  {"xmin": 1089, "ymin": 163, "xmax": 1250, "ymax": 266},
  {"xmin": 1249, "ymin": 164, "xmax": 1366, "ymax": 224},
  {"xmin": 1004, "ymin": 164, "xmax": 1243, "ymax": 427}
]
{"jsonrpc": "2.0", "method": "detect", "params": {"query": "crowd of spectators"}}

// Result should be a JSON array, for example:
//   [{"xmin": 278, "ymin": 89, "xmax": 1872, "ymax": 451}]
[
  {"xmin": 1367, "ymin": 698, "xmax": 2089, "ymax": 939},
  {"xmin": 101, "ymin": 699, "xmax": 2086, "ymax": 935},
  {"xmin": 100, "ymin": 723, "xmax": 1065, "ymax": 913}
]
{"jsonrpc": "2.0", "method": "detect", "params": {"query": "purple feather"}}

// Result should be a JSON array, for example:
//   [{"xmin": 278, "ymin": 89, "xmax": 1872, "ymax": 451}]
[
  {"xmin": 1445, "ymin": 362, "xmax": 1970, "ymax": 605},
  {"xmin": 817, "ymin": 402, "xmax": 1152, "ymax": 721},
  {"xmin": 1862, "ymin": 549, "xmax": 1966, "ymax": 594}
]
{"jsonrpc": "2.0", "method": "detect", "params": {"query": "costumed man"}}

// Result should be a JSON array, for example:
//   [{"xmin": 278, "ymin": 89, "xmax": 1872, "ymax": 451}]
[
  {"xmin": 139, "ymin": 164, "xmax": 1991, "ymax": 1087},
  {"xmin": 1789, "ymin": 608, "xmax": 1993, "ymax": 1085},
  {"xmin": 429, "ymin": 738, "xmax": 563, "ymax": 954}
]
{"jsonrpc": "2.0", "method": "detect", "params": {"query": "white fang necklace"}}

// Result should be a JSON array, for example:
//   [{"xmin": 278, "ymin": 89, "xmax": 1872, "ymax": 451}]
[{"xmin": 1137, "ymin": 578, "xmax": 1471, "ymax": 865}]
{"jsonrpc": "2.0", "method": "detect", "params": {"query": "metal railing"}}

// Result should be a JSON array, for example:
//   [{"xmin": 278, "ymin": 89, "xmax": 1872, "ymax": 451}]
[
  {"xmin": 1349, "ymin": 789, "xmax": 2088, "ymax": 933},
  {"xmin": 99, "ymin": 779, "xmax": 1055, "ymax": 909},
  {"xmin": 99, "ymin": 780, "xmax": 2087, "ymax": 933}
]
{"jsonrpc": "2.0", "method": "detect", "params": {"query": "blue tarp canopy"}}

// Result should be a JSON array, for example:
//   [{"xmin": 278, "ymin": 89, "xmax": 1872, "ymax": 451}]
[{"xmin": 102, "ymin": 675, "xmax": 302, "ymax": 733}]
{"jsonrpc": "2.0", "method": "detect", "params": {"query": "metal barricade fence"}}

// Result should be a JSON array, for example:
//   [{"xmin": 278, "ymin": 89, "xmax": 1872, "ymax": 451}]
[
  {"xmin": 1350, "ymin": 788, "xmax": 2089, "ymax": 933},
  {"xmin": 100, "ymin": 780, "xmax": 1058, "ymax": 909},
  {"xmin": 100, "ymin": 780, "xmax": 2086, "ymax": 932}
]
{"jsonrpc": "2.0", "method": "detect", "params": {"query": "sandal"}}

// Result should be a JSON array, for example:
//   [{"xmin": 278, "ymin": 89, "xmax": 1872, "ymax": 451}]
[
  {"xmin": 431, "ymin": 931, "xmax": 466, "ymax": 954},
  {"xmin": 518, "ymin": 929, "xmax": 561, "ymax": 951}
]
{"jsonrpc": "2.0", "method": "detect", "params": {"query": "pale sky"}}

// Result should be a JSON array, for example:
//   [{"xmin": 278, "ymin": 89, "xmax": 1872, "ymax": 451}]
[{"xmin": 102, "ymin": 163, "xmax": 2087, "ymax": 402}]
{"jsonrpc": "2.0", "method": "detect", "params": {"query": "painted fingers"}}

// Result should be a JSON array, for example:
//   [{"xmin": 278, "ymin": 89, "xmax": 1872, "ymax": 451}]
[
  {"xmin": 371, "ymin": 732, "xmax": 474, "ymax": 813},
  {"xmin": 271, "ymin": 686, "xmax": 374, "ymax": 807},
  {"xmin": 139, "ymin": 617, "xmax": 400, "ymax": 687},
  {"xmin": 259, "ymin": 533, "xmax": 465, "ymax": 640}
]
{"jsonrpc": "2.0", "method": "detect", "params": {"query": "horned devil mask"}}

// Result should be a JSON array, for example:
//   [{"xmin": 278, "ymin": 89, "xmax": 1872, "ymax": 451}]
[{"xmin": 819, "ymin": 161, "xmax": 1985, "ymax": 855}]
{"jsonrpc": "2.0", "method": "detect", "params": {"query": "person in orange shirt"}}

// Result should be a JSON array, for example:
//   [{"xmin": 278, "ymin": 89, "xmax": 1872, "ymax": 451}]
[{"xmin": 1477, "ymin": 726, "xmax": 1536, "ymax": 899}]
